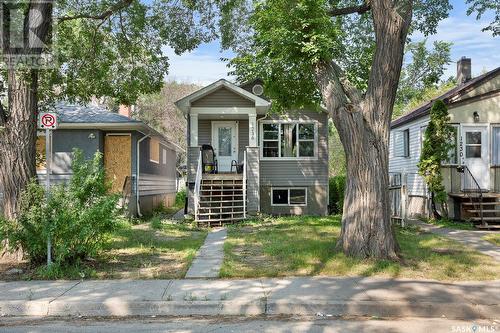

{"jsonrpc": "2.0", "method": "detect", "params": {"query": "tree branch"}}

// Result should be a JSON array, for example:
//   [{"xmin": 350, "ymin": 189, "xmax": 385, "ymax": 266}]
[
  {"xmin": 328, "ymin": 2, "xmax": 371, "ymax": 17},
  {"xmin": 57, "ymin": 0, "xmax": 133, "ymax": 22}
]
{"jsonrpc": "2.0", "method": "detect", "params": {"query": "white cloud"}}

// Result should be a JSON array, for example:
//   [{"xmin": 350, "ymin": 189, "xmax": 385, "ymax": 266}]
[
  {"xmin": 163, "ymin": 46, "xmax": 234, "ymax": 85},
  {"xmin": 410, "ymin": 16, "xmax": 500, "ymax": 79}
]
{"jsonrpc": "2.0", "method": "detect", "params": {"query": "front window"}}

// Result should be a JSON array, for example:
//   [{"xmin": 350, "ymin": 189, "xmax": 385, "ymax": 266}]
[
  {"xmin": 262, "ymin": 122, "xmax": 316, "ymax": 158},
  {"xmin": 271, "ymin": 188, "xmax": 307, "ymax": 206},
  {"xmin": 493, "ymin": 127, "xmax": 500, "ymax": 166}
]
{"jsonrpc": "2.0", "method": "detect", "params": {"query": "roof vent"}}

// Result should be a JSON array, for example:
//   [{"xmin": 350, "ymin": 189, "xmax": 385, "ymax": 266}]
[{"xmin": 252, "ymin": 84, "xmax": 264, "ymax": 96}]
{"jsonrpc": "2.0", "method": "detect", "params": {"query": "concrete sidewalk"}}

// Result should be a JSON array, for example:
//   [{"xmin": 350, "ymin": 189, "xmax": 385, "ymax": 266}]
[
  {"xmin": 0, "ymin": 277, "xmax": 499, "ymax": 319},
  {"xmin": 410, "ymin": 220, "xmax": 500, "ymax": 262}
]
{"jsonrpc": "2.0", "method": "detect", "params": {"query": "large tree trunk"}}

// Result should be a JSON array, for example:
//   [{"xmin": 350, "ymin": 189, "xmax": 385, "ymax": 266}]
[
  {"xmin": 0, "ymin": 70, "xmax": 39, "ymax": 220},
  {"xmin": 314, "ymin": 0, "xmax": 412, "ymax": 259},
  {"xmin": 0, "ymin": 1, "xmax": 51, "ymax": 220}
]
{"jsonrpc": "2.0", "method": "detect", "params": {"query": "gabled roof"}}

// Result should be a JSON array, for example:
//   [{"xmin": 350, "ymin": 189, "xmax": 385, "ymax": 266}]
[
  {"xmin": 175, "ymin": 79, "xmax": 271, "ymax": 113},
  {"xmin": 53, "ymin": 102, "xmax": 184, "ymax": 152},
  {"xmin": 391, "ymin": 66, "xmax": 500, "ymax": 129}
]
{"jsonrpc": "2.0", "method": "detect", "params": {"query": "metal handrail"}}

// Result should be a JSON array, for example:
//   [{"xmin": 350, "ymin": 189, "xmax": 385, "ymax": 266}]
[
  {"xmin": 194, "ymin": 151, "xmax": 203, "ymax": 220},
  {"xmin": 243, "ymin": 150, "xmax": 247, "ymax": 218},
  {"xmin": 457, "ymin": 165, "xmax": 484, "ymax": 226}
]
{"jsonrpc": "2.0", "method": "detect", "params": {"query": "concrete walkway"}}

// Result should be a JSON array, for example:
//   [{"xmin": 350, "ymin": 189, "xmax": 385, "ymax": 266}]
[
  {"xmin": 0, "ymin": 277, "xmax": 498, "ymax": 319},
  {"xmin": 410, "ymin": 220, "xmax": 500, "ymax": 262},
  {"xmin": 185, "ymin": 228, "xmax": 226, "ymax": 278},
  {"xmin": 171, "ymin": 209, "xmax": 185, "ymax": 221}
]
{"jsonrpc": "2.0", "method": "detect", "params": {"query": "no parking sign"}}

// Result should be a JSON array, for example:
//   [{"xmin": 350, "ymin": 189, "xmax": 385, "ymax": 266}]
[{"xmin": 38, "ymin": 112, "xmax": 58, "ymax": 130}]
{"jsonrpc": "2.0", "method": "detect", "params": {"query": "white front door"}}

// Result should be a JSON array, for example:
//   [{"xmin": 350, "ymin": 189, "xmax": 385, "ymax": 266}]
[
  {"xmin": 462, "ymin": 125, "xmax": 489, "ymax": 190},
  {"xmin": 212, "ymin": 121, "xmax": 238, "ymax": 172}
]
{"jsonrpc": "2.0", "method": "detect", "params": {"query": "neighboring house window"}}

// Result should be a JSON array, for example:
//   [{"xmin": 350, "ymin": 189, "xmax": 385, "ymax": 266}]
[
  {"xmin": 162, "ymin": 148, "xmax": 167, "ymax": 165},
  {"xmin": 394, "ymin": 129, "xmax": 410, "ymax": 158},
  {"xmin": 446, "ymin": 125, "xmax": 460, "ymax": 164},
  {"xmin": 271, "ymin": 188, "xmax": 307, "ymax": 206},
  {"xmin": 261, "ymin": 122, "xmax": 316, "ymax": 159},
  {"xmin": 493, "ymin": 126, "xmax": 500, "ymax": 166},
  {"xmin": 150, "ymin": 138, "xmax": 160, "ymax": 163}
]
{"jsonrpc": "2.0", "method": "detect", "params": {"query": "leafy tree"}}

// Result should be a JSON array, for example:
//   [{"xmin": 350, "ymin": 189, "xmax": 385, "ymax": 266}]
[
  {"xmin": 0, "ymin": 1, "xmax": 240, "ymax": 219},
  {"xmin": 132, "ymin": 81, "xmax": 202, "ymax": 166},
  {"xmin": 466, "ymin": 0, "xmax": 500, "ymax": 36},
  {"xmin": 230, "ymin": 0, "xmax": 452, "ymax": 259},
  {"xmin": 418, "ymin": 100, "xmax": 455, "ymax": 219},
  {"xmin": 395, "ymin": 40, "xmax": 452, "ymax": 118}
]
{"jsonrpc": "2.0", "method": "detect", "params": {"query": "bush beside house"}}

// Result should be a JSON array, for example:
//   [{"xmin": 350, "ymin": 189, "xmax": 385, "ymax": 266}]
[
  {"xmin": 0, "ymin": 150, "xmax": 120, "ymax": 266},
  {"xmin": 329, "ymin": 176, "xmax": 346, "ymax": 214}
]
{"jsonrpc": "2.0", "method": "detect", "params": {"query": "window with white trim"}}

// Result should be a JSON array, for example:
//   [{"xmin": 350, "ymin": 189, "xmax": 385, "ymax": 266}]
[
  {"xmin": 493, "ymin": 126, "xmax": 500, "ymax": 166},
  {"xmin": 261, "ymin": 122, "xmax": 316, "ymax": 158},
  {"xmin": 271, "ymin": 188, "xmax": 307, "ymax": 206},
  {"xmin": 394, "ymin": 129, "xmax": 410, "ymax": 158}
]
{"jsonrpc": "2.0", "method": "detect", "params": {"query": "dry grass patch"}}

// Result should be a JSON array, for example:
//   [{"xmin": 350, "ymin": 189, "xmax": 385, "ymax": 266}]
[
  {"xmin": 221, "ymin": 215, "xmax": 500, "ymax": 281},
  {"xmin": 482, "ymin": 234, "xmax": 500, "ymax": 246},
  {"xmin": 0, "ymin": 217, "xmax": 207, "ymax": 280}
]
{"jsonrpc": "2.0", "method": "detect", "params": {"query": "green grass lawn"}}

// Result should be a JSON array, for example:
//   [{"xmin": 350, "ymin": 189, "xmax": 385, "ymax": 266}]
[
  {"xmin": 482, "ymin": 234, "xmax": 500, "ymax": 246},
  {"xmin": 422, "ymin": 217, "xmax": 475, "ymax": 230},
  {"xmin": 221, "ymin": 215, "xmax": 500, "ymax": 281},
  {"xmin": 0, "ymin": 211, "xmax": 206, "ymax": 280}
]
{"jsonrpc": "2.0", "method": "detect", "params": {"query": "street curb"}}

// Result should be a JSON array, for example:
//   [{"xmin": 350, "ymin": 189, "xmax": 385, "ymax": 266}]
[{"xmin": 1, "ymin": 299, "xmax": 498, "ymax": 319}]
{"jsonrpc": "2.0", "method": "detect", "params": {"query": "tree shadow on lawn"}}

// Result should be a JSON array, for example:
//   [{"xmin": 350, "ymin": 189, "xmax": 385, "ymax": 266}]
[{"xmin": 223, "ymin": 217, "xmax": 500, "ymax": 281}]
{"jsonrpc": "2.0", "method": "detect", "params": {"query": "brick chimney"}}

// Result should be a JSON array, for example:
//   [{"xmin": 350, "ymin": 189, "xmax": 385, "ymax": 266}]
[
  {"xmin": 119, "ymin": 104, "xmax": 132, "ymax": 118},
  {"xmin": 457, "ymin": 57, "xmax": 471, "ymax": 84}
]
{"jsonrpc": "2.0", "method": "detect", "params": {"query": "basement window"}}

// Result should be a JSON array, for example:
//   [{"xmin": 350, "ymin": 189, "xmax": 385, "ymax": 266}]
[{"xmin": 271, "ymin": 188, "xmax": 307, "ymax": 206}]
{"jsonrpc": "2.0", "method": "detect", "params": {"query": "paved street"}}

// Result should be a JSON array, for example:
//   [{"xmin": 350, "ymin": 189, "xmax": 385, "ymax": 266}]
[{"xmin": 0, "ymin": 316, "xmax": 498, "ymax": 333}]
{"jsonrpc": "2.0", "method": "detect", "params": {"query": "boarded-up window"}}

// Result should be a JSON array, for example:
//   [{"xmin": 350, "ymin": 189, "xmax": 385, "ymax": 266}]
[
  {"xmin": 36, "ymin": 136, "xmax": 46, "ymax": 170},
  {"xmin": 150, "ymin": 138, "xmax": 160, "ymax": 163}
]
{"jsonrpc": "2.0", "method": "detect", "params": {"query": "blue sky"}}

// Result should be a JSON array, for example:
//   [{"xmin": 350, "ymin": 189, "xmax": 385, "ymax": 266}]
[{"xmin": 164, "ymin": 0, "xmax": 499, "ymax": 85}]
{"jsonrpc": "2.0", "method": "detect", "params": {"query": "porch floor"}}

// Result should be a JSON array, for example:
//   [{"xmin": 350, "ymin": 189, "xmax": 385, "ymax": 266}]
[{"xmin": 202, "ymin": 173, "xmax": 243, "ymax": 180}]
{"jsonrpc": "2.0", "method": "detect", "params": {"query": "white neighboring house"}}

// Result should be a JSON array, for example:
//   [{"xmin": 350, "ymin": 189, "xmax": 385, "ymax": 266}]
[{"xmin": 389, "ymin": 58, "xmax": 500, "ymax": 228}]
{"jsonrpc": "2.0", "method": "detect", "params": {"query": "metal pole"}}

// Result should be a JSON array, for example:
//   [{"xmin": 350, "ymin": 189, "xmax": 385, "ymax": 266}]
[{"xmin": 46, "ymin": 128, "xmax": 52, "ymax": 266}]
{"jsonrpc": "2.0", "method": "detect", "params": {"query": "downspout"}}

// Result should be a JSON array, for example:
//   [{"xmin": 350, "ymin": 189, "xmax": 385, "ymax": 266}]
[{"xmin": 136, "ymin": 133, "xmax": 150, "ymax": 217}]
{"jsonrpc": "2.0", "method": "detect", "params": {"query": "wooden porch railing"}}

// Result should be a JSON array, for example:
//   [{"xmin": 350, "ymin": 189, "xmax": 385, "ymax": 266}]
[{"xmin": 243, "ymin": 151, "xmax": 247, "ymax": 218}]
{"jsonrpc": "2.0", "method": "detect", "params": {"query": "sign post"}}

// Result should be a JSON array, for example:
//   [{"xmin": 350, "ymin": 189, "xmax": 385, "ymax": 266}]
[{"xmin": 38, "ymin": 112, "xmax": 58, "ymax": 266}]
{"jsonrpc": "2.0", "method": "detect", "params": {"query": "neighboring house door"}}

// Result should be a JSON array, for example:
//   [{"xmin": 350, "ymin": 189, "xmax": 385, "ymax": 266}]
[
  {"xmin": 212, "ymin": 121, "xmax": 238, "ymax": 172},
  {"xmin": 104, "ymin": 134, "xmax": 132, "ymax": 193},
  {"xmin": 462, "ymin": 125, "xmax": 489, "ymax": 190}
]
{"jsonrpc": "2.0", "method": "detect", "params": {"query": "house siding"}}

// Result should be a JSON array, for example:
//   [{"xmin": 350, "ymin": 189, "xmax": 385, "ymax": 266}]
[
  {"xmin": 191, "ymin": 87, "xmax": 255, "ymax": 107},
  {"xmin": 259, "ymin": 109, "xmax": 329, "ymax": 215},
  {"xmin": 389, "ymin": 116, "xmax": 429, "ymax": 197},
  {"xmin": 198, "ymin": 119, "xmax": 249, "ymax": 160}
]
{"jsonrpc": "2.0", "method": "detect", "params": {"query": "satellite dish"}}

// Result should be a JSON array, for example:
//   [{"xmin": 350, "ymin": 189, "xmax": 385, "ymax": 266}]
[{"xmin": 252, "ymin": 84, "xmax": 264, "ymax": 96}]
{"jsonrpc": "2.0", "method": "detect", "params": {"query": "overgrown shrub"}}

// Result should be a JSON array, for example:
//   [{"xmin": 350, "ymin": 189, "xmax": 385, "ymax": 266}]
[
  {"xmin": 175, "ymin": 189, "xmax": 187, "ymax": 207},
  {"xmin": 2, "ymin": 149, "xmax": 120, "ymax": 265},
  {"xmin": 329, "ymin": 175, "xmax": 346, "ymax": 214}
]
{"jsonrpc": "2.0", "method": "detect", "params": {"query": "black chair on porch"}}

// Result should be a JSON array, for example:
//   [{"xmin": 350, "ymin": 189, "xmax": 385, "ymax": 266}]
[{"xmin": 201, "ymin": 144, "xmax": 218, "ymax": 174}]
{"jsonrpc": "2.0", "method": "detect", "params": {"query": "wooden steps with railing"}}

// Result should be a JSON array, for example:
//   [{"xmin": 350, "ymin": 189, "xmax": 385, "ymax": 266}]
[
  {"xmin": 449, "ymin": 192, "xmax": 500, "ymax": 229},
  {"xmin": 193, "ymin": 152, "xmax": 248, "ymax": 227},
  {"xmin": 196, "ymin": 176, "xmax": 246, "ymax": 226}
]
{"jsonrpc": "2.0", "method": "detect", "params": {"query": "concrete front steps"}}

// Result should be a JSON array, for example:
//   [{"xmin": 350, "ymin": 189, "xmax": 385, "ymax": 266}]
[{"xmin": 196, "ymin": 174, "xmax": 246, "ymax": 227}]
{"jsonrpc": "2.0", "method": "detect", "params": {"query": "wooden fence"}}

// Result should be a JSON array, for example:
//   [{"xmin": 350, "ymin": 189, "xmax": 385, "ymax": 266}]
[{"xmin": 389, "ymin": 172, "xmax": 407, "ymax": 226}]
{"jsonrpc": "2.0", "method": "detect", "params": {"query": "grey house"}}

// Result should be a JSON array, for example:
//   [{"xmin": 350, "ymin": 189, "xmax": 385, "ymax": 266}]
[
  {"xmin": 36, "ymin": 103, "xmax": 182, "ymax": 216},
  {"xmin": 175, "ymin": 79, "xmax": 329, "ymax": 225}
]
